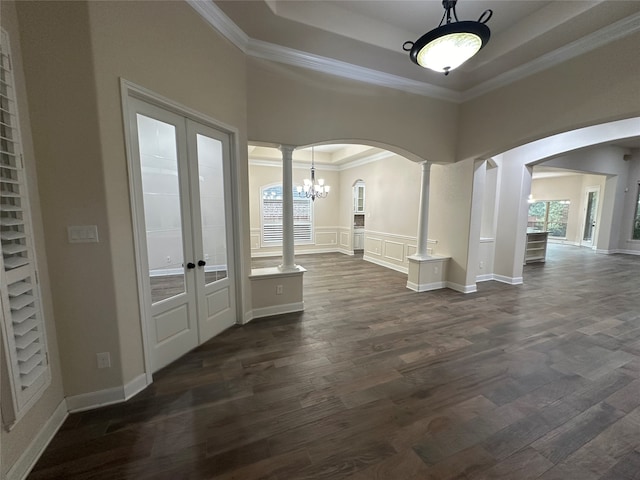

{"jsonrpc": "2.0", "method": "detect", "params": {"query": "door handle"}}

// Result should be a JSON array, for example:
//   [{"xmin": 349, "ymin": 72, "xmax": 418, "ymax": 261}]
[
  {"xmin": 186, "ymin": 262, "xmax": 196, "ymax": 269},
  {"xmin": 198, "ymin": 260, "xmax": 206, "ymax": 267}
]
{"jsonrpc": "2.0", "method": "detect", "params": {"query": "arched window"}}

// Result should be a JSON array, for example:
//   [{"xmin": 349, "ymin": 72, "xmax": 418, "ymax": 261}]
[{"xmin": 261, "ymin": 184, "xmax": 313, "ymax": 246}]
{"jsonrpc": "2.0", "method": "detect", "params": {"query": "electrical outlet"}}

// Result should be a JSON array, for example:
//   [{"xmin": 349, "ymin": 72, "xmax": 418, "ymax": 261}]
[
  {"xmin": 204, "ymin": 253, "xmax": 210, "ymax": 260},
  {"xmin": 479, "ymin": 261, "xmax": 484, "ymax": 269},
  {"xmin": 97, "ymin": 352, "xmax": 111, "ymax": 369},
  {"xmin": 276, "ymin": 285, "xmax": 283, "ymax": 295},
  {"xmin": 166, "ymin": 256, "xmax": 171, "ymax": 264}
]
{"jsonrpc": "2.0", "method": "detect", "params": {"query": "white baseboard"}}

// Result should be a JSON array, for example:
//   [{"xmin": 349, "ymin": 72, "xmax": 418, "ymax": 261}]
[
  {"xmin": 598, "ymin": 248, "xmax": 640, "ymax": 256},
  {"xmin": 476, "ymin": 273, "xmax": 495, "ymax": 282},
  {"xmin": 249, "ymin": 301, "xmax": 304, "ymax": 321},
  {"xmin": 251, "ymin": 247, "xmax": 341, "ymax": 258},
  {"xmin": 6, "ymin": 400, "xmax": 68, "ymax": 480},
  {"xmin": 446, "ymin": 281, "xmax": 477, "ymax": 294},
  {"xmin": 66, "ymin": 373, "xmax": 150, "ymax": 413},
  {"xmin": 616, "ymin": 249, "xmax": 640, "ymax": 255},
  {"xmin": 406, "ymin": 280, "xmax": 446, "ymax": 292},
  {"xmin": 362, "ymin": 254, "xmax": 408, "ymax": 274},
  {"xmin": 123, "ymin": 373, "xmax": 149, "ymax": 400},
  {"xmin": 493, "ymin": 274, "xmax": 523, "ymax": 285}
]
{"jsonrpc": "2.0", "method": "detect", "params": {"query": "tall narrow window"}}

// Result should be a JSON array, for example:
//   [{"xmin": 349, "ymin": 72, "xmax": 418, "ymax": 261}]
[
  {"xmin": 633, "ymin": 183, "xmax": 640, "ymax": 240},
  {"xmin": 261, "ymin": 185, "xmax": 313, "ymax": 245},
  {"xmin": 0, "ymin": 29, "xmax": 50, "ymax": 427}
]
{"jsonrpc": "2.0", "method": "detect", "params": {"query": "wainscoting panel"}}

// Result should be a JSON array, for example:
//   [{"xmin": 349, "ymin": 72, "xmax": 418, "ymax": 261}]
[
  {"xmin": 315, "ymin": 230, "xmax": 338, "ymax": 247},
  {"xmin": 383, "ymin": 240, "xmax": 405, "ymax": 263}
]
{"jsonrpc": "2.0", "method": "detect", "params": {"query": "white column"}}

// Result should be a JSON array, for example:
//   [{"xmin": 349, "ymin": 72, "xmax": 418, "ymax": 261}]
[
  {"xmin": 416, "ymin": 161, "xmax": 431, "ymax": 258},
  {"xmin": 279, "ymin": 145, "xmax": 297, "ymax": 271}
]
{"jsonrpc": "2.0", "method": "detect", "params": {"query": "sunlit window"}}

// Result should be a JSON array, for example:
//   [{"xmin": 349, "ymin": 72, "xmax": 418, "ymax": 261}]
[{"xmin": 527, "ymin": 200, "xmax": 570, "ymax": 237}]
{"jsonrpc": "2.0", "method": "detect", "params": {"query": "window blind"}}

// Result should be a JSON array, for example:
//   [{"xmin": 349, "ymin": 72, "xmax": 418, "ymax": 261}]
[
  {"xmin": 0, "ymin": 29, "xmax": 50, "ymax": 427},
  {"xmin": 261, "ymin": 185, "xmax": 313, "ymax": 246}
]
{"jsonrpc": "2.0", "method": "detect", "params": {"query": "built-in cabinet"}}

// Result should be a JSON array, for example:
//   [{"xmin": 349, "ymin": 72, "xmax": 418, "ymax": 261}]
[
  {"xmin": 353, "ymin": 229, "xmax": 364, "ymax": 250},
  {"xmin": 524, "ymin": 231, "xmax": 548, "ymax": 264},
  {"xmin": 353, "ymin": 181, "xmax": 365, "ymax": 251},
  {"xmin": 354, "ymin": 182, "xmax": 365, "ymax": 213}
]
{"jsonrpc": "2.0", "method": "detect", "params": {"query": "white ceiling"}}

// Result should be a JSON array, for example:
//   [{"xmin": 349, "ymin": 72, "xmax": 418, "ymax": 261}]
[
  {"xmin": 221, "ymin": 1, "xmax": 640, "ymax": 166},
  {"xmin": 210, "ymin": 0, "xmax": 640, "ymax": 95}
]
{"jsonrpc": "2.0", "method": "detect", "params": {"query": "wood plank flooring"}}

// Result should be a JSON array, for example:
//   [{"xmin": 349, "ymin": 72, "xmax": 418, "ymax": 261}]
[{"xmin": 28, "ymin": 245, "xmax": 640, "ymax": 479}]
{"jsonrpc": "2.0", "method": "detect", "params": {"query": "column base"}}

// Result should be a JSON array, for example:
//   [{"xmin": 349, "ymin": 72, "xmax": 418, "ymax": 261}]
[{"xmin": 406, "ymin": 255, "xmax": 450, "ymax": 292}]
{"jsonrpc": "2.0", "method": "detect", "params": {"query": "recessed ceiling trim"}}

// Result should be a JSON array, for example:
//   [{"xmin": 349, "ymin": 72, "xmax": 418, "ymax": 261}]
[
  {"xmin": 249, "ymin": 159, "xmax": 342, "ymax": 171},
  {"xmin": 247, "ymin": 39, "xmax": 461, "ymax": 103},
  {"xmin": 187, "ymin": 0, "xmax": 249, "ymax": 52},
  {"xmin": 462, "ymin": 11, "xmax": 640, "ymax": 101},
  {"xmin": 249, "ymin": 149, "xmax": 395, "ymax": 170},
  {"xmin": 189, "ymin": 1, "xmax": 640, "ymax": 103}
]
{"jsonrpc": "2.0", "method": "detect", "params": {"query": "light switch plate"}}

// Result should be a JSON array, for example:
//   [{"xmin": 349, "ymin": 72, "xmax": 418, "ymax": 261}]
[{"xmin": 68, "ymin": 225, "xmax": 99, "ymax": 243}]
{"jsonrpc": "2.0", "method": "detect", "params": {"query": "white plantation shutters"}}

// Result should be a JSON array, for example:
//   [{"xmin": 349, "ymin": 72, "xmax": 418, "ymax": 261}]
[
  {"xmin": 261, "ymin": 185, "xmax": 313, "ymax": 245},
  {"xmin": 0, "ymin": 29, "xmax": 50, "ymax": 426}
]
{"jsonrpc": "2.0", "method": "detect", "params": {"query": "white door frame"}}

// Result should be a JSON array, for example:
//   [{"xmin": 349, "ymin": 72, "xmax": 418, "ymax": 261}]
[
  {"xmin": 580, "ymin": 185, "xmax": 600, "ymax": 249},
  {"xmin": 121, "ymin": 79, "xmax": 245, "ymax": 384}
]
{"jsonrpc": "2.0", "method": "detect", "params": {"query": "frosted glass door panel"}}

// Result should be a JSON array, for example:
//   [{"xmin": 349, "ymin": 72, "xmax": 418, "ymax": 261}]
[
  {"xmin": 137, "ymin": 114, "xmax": 186, "ymax": 303},
  {"xmin": 196, "ymin": 134, "xmax": 228, "ymax": 286}
]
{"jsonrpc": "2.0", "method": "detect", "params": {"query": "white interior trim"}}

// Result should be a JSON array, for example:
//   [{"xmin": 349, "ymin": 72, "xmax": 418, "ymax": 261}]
[
  {"xmin": 6, "ymin": 400, "xmax": 68, "ymax": 480},
  {"xmin": 446, "ymin": 282, "xmax": 478, "ymax": 294},
  {"xmin": 249, "ymin": 302, "xmax": 305, "ymax": 321},
  {"xmin": 66, "ymin": 374, "xmax": 150, "ymax": 413},
  {"xmin": 363, "ymin": 254, "xmax": 409, "ymax": 274},
  {"xmin": 406, "ymin": 280, "xmax": 447, "ymax": 292},
  {"xmin": 188, "ymin": 1, "xmax": 640, "ymax": 103}
]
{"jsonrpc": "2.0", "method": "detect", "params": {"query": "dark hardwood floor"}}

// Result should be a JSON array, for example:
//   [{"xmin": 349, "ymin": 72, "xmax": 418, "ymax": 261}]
[{"xmin": 29, "ymin": 245, "xmax": 640, "ymax": 479}]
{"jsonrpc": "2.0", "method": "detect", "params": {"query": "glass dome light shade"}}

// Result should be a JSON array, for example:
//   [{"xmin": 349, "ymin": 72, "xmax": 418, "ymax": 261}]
[{"xmin": 409, "ymin": 21, "xmax": 490, "ymax": 74}]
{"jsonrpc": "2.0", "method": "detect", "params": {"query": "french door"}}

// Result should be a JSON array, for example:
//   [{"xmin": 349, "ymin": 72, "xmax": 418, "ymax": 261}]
[
  {"xmin": 581, "ymin": 186, "xmax": 599, "ymax": 248},
  {"xmin": 128, "ymin": 97, "xmax": 236, "ymax": 372}
]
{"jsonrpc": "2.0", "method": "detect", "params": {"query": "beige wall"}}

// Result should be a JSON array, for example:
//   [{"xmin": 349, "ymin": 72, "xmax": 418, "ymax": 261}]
[
  {"xmin": 17, "ymin": 0, "xmax": 125, "ymax": 397},
  {"xmin": 87, "ymin": 0, "xmax": 249, "ymax": 385},
  {"xmin": 458, "ymin": 32, "xmax": 640, "ymax": 162},
  {"xmin": 429, "ymin": 160, "xmax": 476, "ymax": 288},
  {"xmin": 1, "ymin": 2, "xmax": 65, "ymax": 475},
  {"xmin": 5, "ymin": 0, "xmax": 640, "ymax": 476},
  {"xmin": 247, "ymin": 58, "xmax": 458, "ymax": 164},
  {"xmin": 339, "ymin": 156, "xmax": 422, "ymax": 237},
  {"xmin": 15, "ymin": 0, "xmax": 249, "ymax": 400}
]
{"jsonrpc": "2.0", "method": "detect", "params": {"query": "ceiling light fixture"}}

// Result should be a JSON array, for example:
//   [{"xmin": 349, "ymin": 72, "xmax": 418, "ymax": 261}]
[
  {"xmin": 403, "ymin": 0, "xmax": 492, "ymax": 75},
  {"xmin": 297, "ymin": 147, "xmax": 330, "ymax": 201}
]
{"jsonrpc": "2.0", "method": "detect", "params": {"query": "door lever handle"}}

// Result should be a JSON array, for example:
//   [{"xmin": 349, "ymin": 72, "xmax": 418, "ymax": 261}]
[
  {"xmin": 198, "ymin": 260, "xmax": 206, "ymax": 267},
  {"xmin": 186, "ymin": 262, "xmax": 196, "ymax": 269}
]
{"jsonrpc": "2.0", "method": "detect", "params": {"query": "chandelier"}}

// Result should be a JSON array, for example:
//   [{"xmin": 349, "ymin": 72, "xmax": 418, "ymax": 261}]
[
  {"xmin": 297, "ymin": 147, "xmax": 330, "ymax": 201},
  {"xmin": 403, "ymin": 0, "xmax": 492, "ymax": 75}
]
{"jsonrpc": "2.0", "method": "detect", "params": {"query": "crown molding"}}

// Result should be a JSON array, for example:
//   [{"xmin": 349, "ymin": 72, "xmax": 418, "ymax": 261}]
[
  {"xmin": 249, "ymin": 149, "xmax": 395, "ymax": 170},
  {"xmin": 190, "ymin": 1, "xmax": 640, "ymax": 103},
  {"xmin": 339, "ymin": 150, "xmax": 395, "ymax": 170},
  {"xmin": 462, "ymin": 11, "xmax": 640, "ymax": 101},
  {"xmin": 187, "ymin": 0, "xmax": 249, "ymax": 52},
  {"xmin": 247, "ymin": 39, "xmax": 461, "ymax": 103}
]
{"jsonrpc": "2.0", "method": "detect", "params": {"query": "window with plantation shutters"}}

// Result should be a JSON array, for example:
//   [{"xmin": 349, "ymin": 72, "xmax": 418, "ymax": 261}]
[
  {"xmin": 0, "ymin": 29, "xmax": 50, "ymax": 427},
  {"xmin": 261, "ymin": 184, "xmax": 313, "ymax": 246}
]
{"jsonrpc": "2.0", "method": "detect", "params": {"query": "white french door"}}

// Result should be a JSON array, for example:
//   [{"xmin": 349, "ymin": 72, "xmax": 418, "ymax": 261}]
[
  {"xmin": 581, "ymin": 186, "xmax": 599, "ymax": 248},
  {"xmin": 128, "ymin": 97, "xmax": 236, "ymax": 373}
]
